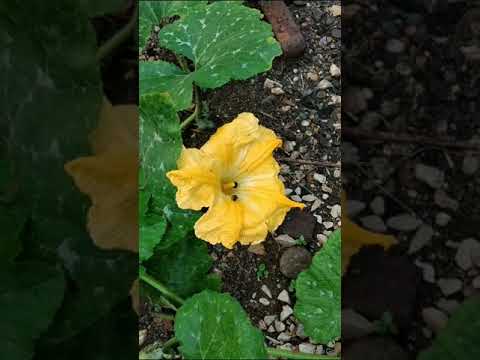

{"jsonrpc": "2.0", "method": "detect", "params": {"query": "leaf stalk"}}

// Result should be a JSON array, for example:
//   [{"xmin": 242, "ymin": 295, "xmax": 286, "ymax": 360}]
[
  {"xmin": 266, "ymin": 347, "xmax": 340, "ymax": 360},
  {"xmin": 140, "ymin": 272, "xmax": 185, "ymax": 305}
]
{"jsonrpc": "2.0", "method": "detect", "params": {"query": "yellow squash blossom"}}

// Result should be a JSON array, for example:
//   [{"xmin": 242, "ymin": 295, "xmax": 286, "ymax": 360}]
[
  {"xmin": 167, "ymin": 113, "xmax": 304, "ymax": 249},
  {"xmin": 341, "ymin": 191, "xmax": 397, "ymax": 274},
  {"xmin": 65, "ymin": 98, "xmax": 139, "ymax": 313}
]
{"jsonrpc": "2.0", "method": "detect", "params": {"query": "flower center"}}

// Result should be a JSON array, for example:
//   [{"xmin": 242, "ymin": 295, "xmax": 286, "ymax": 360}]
[{"xmin": 222, "ymin": 181, "xmax": 238, "ymax": 199}]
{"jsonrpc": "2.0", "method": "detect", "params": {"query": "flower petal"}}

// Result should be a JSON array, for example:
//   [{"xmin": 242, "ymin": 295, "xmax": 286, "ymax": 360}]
[
  {"xmin": 194, "ymin": 195, "xmax": 243, "ymax": 249},
  {"xmin": 238, "ymin": 222, "xmax": 268, "ymax": 246},
  {"xmin": 166, "ymin": 148, "xmax": 220, "ymax": 210}
]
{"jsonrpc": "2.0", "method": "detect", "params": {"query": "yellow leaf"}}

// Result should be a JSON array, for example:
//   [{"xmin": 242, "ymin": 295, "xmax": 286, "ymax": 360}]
[{"xmin": 342, "ymin": 191, "xmax": 397, "ymax": 274}]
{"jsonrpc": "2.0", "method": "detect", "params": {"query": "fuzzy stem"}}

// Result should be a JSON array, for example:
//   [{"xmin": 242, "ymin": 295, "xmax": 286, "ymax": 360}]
[
  {"xmin": 162, "ymin": 337, "xmax": 179, "ymax": 351},
  {"xmin": 266, "ymin": 347, "xmax": 340, "ymax": 360},
  {"xmin": 96, "ymin": 5, "xmax": 138, "ymax": 61},
  {"xmin": 140, "ymin": 272, "xmax": 184, "ymax": 305},
  {"xmin": 180, "ymin": 86, "xmax": 200, "ymax": 130}
]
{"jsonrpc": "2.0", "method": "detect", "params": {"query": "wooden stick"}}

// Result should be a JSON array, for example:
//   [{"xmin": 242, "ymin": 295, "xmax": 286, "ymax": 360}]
[{"xmin": 278, "ymin": 157, "xmax": 340, "ymax": 167}]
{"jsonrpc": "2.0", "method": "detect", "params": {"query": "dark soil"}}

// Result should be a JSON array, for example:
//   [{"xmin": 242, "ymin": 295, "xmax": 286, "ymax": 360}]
[{"xmin": 343, "ymin": 0, "xmax": 480, "ymax": 357}]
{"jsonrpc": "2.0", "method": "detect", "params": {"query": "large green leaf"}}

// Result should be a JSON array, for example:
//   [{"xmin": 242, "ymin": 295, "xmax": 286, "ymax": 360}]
[
  {"xmin": 294, "ymin": 229, "xmax": 341, "ymax": 344},
  {"xmin": 143, "ymin": 0, "xmax": 282, "ymax": 111},
  {"xmin": 418, "ymin": 298, "xmax": 480, "ymax": 360},
  {"xmin": 139, "ymin": 0, "xmax": 208, "ymax": 52},
  {"xmin": 0, "ymin": 262, "xmax": 65, "ymax": 360},
  {"xmin": 1, "ymin": 0, "xmax": 102, "ymax": 221},
  {"xmin": 139, "ymin": 61, "xmax": 194, "ymax": 111},
  {"xmin": 145, "ymin": 235, "xmax": 212, "ymax": 297},
  {"xmin": 140, "ymin": 212, "xmax": 167, "ymax": 262},
  {"xmin": 175, "ymin": 290, "xmax": 268, "ymax": 359}
]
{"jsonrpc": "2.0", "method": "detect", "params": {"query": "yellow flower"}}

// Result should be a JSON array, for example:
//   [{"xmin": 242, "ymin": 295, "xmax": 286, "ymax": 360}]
[
  {"xmin": 167, "ymin": 113, "xmax": 304, "ymax": 249},
  {"xmin": 341, "ymin": 191, "xmax": 397, "ymax": 274}
]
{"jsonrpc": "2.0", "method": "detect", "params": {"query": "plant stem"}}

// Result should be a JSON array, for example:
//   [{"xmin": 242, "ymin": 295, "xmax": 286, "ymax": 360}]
[
  {"xmin": 180, "ymin": 86, "xmax": 200, "ymax": 130},
  {"xmin": 157, "ymin": 312, "xmax": 175, "ymax": 321},
  {"xmin": 176, "ymin": 54, "xmax": 189, "ymax": 72},
  {"xmin": 266, "ymin": 347, "xmax": 340, "ymax": 360},
  {"xmin": 96, "ymin": 5, "xmax": 138, "ymax": 61},
  {"xmin": 162, "ymin": 337, "xmax": 179, "ymax": 351},
  {"xmin": 140, "ymin": 272, "xmax": 184, "ymax": 305}
]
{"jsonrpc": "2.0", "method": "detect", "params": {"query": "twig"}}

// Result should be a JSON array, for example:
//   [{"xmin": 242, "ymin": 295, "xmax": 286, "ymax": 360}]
[
  {"xmin": 343, "ymin": 127, "xmax": 480, "ymax": 152},
  {"xmin": 162, "ymin": 337, "xmax": 179, "ymax": 351},
  {"xmin": 266, "ymin": 347, "xmax": 340, "ymax": 360},
  {"xmin": 96, "ymin": 5, "xmax": 138, "ymax": 61},
  {"xmin": 278, "ymin": 157, "xmax": 340, "ymax": 167}
]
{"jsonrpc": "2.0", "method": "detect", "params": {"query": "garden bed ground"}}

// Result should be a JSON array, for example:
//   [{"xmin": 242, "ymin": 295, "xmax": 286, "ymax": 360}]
[
  {"xmin": 139, "ymin": 0, "xmax": 341, "ymax": 356},
  {"xmin": 343, "ymin": 1, "xmax": 480, "ymax": 358}
]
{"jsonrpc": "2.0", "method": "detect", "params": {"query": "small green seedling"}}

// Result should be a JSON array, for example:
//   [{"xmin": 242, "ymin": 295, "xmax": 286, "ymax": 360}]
[
  {"xmin": 256, "ymin": 263, "xmax": 269, "ymax": 280},
  {"xmin": 295, "ymin": 235, "xmax": 307, "ymax": 246}
]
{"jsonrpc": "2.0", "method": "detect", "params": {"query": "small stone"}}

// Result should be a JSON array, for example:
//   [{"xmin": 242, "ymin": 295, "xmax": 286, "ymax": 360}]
[
  {"xmin": 280, "ymin": 305, "xmax": 294, "ymax": 321},
  {"xmin": 259, "ymin": 297, "xmax": 270, "ymax": 306},
  {"xmin": 415, "ymin": 164, "xmax": 445, "ymax": 189},
  {"xmin": 422, "ymin": 307, "xmax": 448, "ymax": 334},
  {"xmin": 306, "ymin": 72, "xmax": 319, "ymax": 81},
  {"xmin": 317, "ymin": 79, "xmax": 333, "ymax": 89},
  {"xmin": 462, "ymin": 155, "xmax": 479, "ymax": 175},
  {"xmin": 436, "ymin": 299, "xmax": 460, "ymax": 315},
  {"xmin": 264, "ymin": 315, "xmax": 277, "ymax": 326},
  {"xmin": 258, "ymin": 320, "xmax": 267, "ymax": 330},
  {"xmin": 139, "ymin": 329, "xmax": 147, "ymax": 346},
  {"xmin": 277, "ymin": 332, "xmax": 291, "ymax": 342},
  {"xmin": 280, "ymin": 247, "xmax": 312, "ymax": 278},
  {"xmin": 291, "ymin": 195, "xmax": 302, "ymax": 202},
  {"xmin": 311, "ymin": 199, "xmax": 322, "ymax": 212},
  {"xmin": 274, "ymin": 320, "xmax": 286, "ymax": 332},
  {"xmin": 275, "ymin": 234, "xmax": 297, "ymax": 247},
  {"xmin": 264, "ymin": 78, "xmax": 281, "ymax": 89},
  {"xmin": 277, "ymin": 290, "xmax": 291, "ymax": 304},
  {"xmin": 284, "ymin": 188, "xmax": 293, "ymax": 196},
  {"xmin": 323, "ymin": 221, "xmax": 334, "ymax": 229},
  {"xmin": 385, "ymin": 38, "xmax": 406, "ymax": 53},
  {"xmin": 342, "ymin": 308, "xmax": 375, "ymax": 340},
  {"xmin": 415, "ymin": 260, "xmax": 435, "ymax": 283},
  {"xmin": 346, "ymin": 200, "xmax": 366, "ymax": 218},
  {"xmin": 299, "ymin": 343, "xmax": 316, "ymax": 354},
  {"xmin": 271, "ymin": 87, "xmax": 285, "ymax": 95},
  {"xmin": 313, "ymin": 173, "xmax": 327, "ymax": 184},
  {"xmin": 330, "ymin": 63, "xmax": 341, "ymax": 77},
  {"xmin": 472, "ymin": 276, "xmax": 480, "ymax": 289},
  {"xmin": 360, "ymin": 215, "xmax": 387, "ymax": 232},
  {"xmin": 301, "ymin": 120, "xmax": 310, "ymax": 127},
  {"xmin": 283, "ymin": 140, "xmax": 296, "ymax": 153},
  {"xmin": 438, "ymin": 278, "xmax": 463, "ymax": 296},
  {"xmin": 281, "ymin": 105, "xmax": 291, "ymax": 112},
  {"xmin": 330, "ymin": 204, "xmax": 341, "ymax": 218},
  {"xmin": 434, "ymin": 190, "xmax": 459, "ymax": 210},
  {"xmin": 295, "ymin": 187, "xmax": 302, "ymax": 195},
  {"xmin": 455, "ymin": 238, "xmax": 480, "ymax": 271},
  {"xmin": 435, "ymin": 212, "xmax": 451, "ymax": 227},
  {"xmin": 408, "ymin": 225, "xmax": 434, "ymax": 254},
  {"xmin": 267, "ymin": 325, "xmax": 275, "ymax": 333},
  {"xmin": 387, "ymin": 214, "xmax": 422, "ymax": 232},
  {"xmin": 302, "ymin": 194, "xmax": 317, "ymax": 202},
  {"xmin": 248, "ymin": 243, "xmax": 266, "ymax": 255},
  {"xmin": 370, "ymin": 196, "xmax": 385, "ymax": 215},
  {"xmin": 296, "ymin": 323, "xmax": 307, "ymax": 338},
  {"xmin": 261, "ymin": 285, "xmax": 273, "ymax": 299}
]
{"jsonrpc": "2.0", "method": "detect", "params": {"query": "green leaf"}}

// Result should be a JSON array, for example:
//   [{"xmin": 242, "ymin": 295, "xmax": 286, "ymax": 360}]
[
  {"xmin": 418, "ymin": 298, "xmax": 480, "ymax": 360},
  {"xmin": 139, "ymin": 61, "xmax": 194, "ymax": 111},
  {"xmin": 150, "ymin": 1, "xmax": 281, "ymax": 110},
  {"xmin": 79, "ymin": 0, "xmax": 127, "ymax": 16},
  {"xmin": 140, "ymin": 212, "xmax": 167, "ymax": 262},
  {"xmin": 0, "ymin": 204, "xmax": 28, "ymax": 262},
  {"xmin": 175, "ymin": 290, "xmax": 268, "ymax": 359},
  {"xmin": 1, "ymin": 0, "xmax": 102, "ymax": 221},
  {"xmin": 145, "ymin": 235, "xmax": 212, "ymax": 297},
  {"xmin": 294, "ymin": 229, "xmax": 341, "ymax": 344},
  {"xmin": 0, "ymin": 262, "xmax": 65, "ymax": 360},
  {"xmin": 139, "ymin": 0, "xmax": 208, "ymax": 52},
  {"xmin": 140, "ymin": 92, "xmax": 181, "ymax": 209}
]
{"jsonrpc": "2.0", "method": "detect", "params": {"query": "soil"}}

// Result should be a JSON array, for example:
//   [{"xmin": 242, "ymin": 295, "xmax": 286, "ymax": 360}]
[
  {"xmin": 140, "ymin": 0, "xmax": 341, "ymax": 355},
  {"xmin": 343, "ymin": 0, "xmax": 480, "ymax": 357}
]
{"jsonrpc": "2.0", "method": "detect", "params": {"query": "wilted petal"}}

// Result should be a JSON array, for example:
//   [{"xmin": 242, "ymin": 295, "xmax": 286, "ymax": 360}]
[
  {"xmin": 166, "ymin": 148, "xmax": 220, "ymax": 210},
  {"xmin": 194, "ymin": 195, "xmax": 243, "ymax": 249}
]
